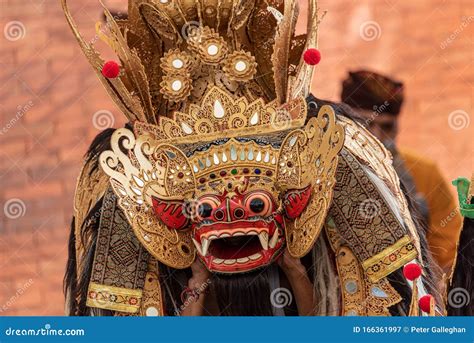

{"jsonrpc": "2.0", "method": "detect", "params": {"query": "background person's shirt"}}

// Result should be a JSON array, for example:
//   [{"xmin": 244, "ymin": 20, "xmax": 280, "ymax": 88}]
[{"xmin": 399, "ymin": 148, "xmax": 463, "ymax": 269}]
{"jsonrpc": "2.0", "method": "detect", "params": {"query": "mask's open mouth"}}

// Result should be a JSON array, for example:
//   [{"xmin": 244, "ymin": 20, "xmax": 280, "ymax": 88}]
[
  {"xmin": 193, "ymin": 220, "xmax": 284, "ymax": 273},
  {"xmin": 210, "ymin": 234, "xmax": 265, "ymax": 259}
]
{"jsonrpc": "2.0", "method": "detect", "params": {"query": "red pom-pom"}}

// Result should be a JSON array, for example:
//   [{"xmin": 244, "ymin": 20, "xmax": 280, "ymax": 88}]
[
  {"xmin": 303, "ymin": 48, "xmax": 321, "ymax": 65},
  {"xmin": 102, "ymin": 61, "xmax": 120, "ymax": 78},
  {"xmin": 419, "ymin": 294, "xmax": 434, "ymax": 313},
  {"xmin": 403, "ymin": 263, "xmax": 422, "ymax": 281}
]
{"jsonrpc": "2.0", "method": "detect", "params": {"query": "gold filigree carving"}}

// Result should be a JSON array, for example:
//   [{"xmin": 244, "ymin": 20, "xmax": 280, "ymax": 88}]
[
  {"xmin": 160, "ymin": 74, "xmax": 193, "ymax": 102},
  {"xmin": 223, "ymin": 50, "xmax": 257, "ymax": 82},
  {"xmin": 326, "ymin": 222, "xmax": 402, "ymax": 316},
  {"xmin": 160, "ymin": 49, "xmax": 195, "ymax": 75},
  {"xmin": 73, "ymin": 156, "xmax": 110, "ymax": 268},
  {"xmin": 139, "ymin": 259, "xmax": 165, "ymax": 316},
  {"xmin": 288, "ymin": 0, "xmax": 324, "ymax": 101},
  {"xmin": 135, "ymin": 86, "xmax": 306, "ymax": 145},
  {"xmin": 280, "ymin": 105, "xmax": 345, "ymax": 257},
  {"xmin": 188, "ymin": 27, "xmax": 228, "ymax": 65},
  {"xmin": 63, "ymin": 0, "xmax": 323, "ymax": 120},
  {"xmin": 100, "ymin": 129, "xmax": 195, "ymax": 269}
]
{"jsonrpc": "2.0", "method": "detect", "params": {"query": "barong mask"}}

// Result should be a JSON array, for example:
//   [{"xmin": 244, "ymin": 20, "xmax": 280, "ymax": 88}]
[{"xmin": 63, "ymin": 0, "xmax": 344, "ymax": 273}]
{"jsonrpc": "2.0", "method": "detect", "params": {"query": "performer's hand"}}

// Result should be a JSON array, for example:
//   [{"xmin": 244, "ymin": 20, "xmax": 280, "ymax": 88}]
[
  {"xmin": 277, "ymin": 250, "xmax": 307, "ymax": 278},
  {"xmin": 278, "ymin": 250, "xmax": 315, "ymax": 316},
  {"xmin": 189, "ymin": 258, "xmax": 210, "ymax": 288},
  {"xmin": 181, "ymin": 259, "xmax": 210, "ymax": 316}
]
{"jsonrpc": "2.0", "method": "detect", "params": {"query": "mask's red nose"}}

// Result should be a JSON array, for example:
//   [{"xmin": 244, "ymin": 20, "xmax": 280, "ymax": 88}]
[{"xmin": 212, "ymin": 198, "xmax": 246, "ymax": 222}]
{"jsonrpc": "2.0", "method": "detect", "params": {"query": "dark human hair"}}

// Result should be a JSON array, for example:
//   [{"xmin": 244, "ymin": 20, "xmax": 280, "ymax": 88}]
[
  {"xmin": 64, "ymin": 128, "xmax": 116, "ymax": 316},
  {"xmin": 448, "ymin": 216, "xmax": 474, "ymax": 316}
]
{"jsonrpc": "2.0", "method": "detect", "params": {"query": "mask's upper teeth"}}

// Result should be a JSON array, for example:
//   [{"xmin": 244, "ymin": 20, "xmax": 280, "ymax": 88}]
[
  {"xmin": 201, "ymin": 238, "xmax": 210, "ymax": 256},
  {"xmin": 192, "ymin": 238, "xmax": 203, "ymax": 255},
  {"xmin": 258, "ymin": 231, "xmax": 269, "ymax": 250},
  {"xmin": 269, "ymin": 229, "xmax": 279, "ymax": 248}
]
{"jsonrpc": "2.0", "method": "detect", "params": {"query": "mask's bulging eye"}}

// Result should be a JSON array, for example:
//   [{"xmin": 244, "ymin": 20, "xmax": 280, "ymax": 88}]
[
  {"xmin": 244, "ymin": 191, "xmax": 274, "ymax": 217},
  {"xmin": 198, "ymin": 202, "xmax": 213, "ymax": 218},
  {"xmin": 249, "ymin": 198, "xmax": 265, "ymax": 213},
  {"xmin": 196, "ymin": 196, "xmax": 220, "ymax": 221}
]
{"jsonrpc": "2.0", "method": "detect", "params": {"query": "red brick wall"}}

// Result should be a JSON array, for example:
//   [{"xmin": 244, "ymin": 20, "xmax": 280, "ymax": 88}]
[
  {"xmin": 0, "ymin": 0, "xmax": 123, "ymax": 315},
  {"xmin": 0, "ymin": 0, "xmax": 471, "ymax": 315}
]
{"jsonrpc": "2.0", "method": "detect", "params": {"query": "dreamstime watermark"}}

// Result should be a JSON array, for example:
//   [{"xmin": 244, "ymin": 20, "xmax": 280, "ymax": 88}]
[
  {"xmin": 270, "ymin": 287, "xmax": 293, "ymax": 308},
  {"xmin": 5, "ymin": 323, "xmax": 84, "ymax": 337},
  {"xmin": 359, "ymin": 21, "xmax": 382, "ymax": 41},
  {"xmin": 0, "ymin": 100, "xmax": 34, "ymax": 135},
  {"xmin": 182, "ymin": 198, "xmax": 203, "ymax": 220},
  {"xmin": 447, "ymin": 287, "xmax": 470, "ymax": 309},
  {"xmin": 270, "ymin": 109, "xmax": 293, "ymax": 131},
  {"xmin": 175, "ymin": 278, "xmax": 212, "ymax": 315},
  {"xmin": 3, "ymin": 198, "xmax": 26, "ymax": 220},
  {"xmin": 358, "ymin": 198, "xmax": 381, "ymax": 220},
  {"xmin": 448, "ymin": 110, "xmax": 470, "ymax": 131},
  {"xmin": 82, "ymin": 195, "xmax": 116, "ymax": 225},
  {"xmin": 440, "ymin": 207, "xmax": 459, "ymax": 228},
  {"xmin": 4, "ymin": 21, "xmax": 26, "ymax": 41},
  {"xmin": 364, "ymin": 101, "xmax": 390, "ymax": 126},
  {"xmin": 440, "ymin": 16, "xmax": 474, "ymax": 49},
  {"xmin": 0, "ymin": 279, "xmax": 34, "ymax": 313},
  {"xmin": 90, "ymin": 12, "xmax": 124, "ymax": 45},
  {"xmin": 307, "ymin": 100, "xmax": 318, "ymax": 112},
  {"xmin": 181, "ymin": 21, "xmax": 202, "ymax": 41},
  {"xmin": 92, "ymin": 110, "xmax": 115, "ymax": 130}
]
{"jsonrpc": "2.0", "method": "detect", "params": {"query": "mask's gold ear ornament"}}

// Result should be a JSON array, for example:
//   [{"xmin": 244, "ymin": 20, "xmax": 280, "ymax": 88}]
[
  {"xmin": 99, "ymin": 129, "xmax": 196, "ymax": 269},
  {"xmin": 276, "ymin": 105, "xmax": 344, "ymax": 257}
]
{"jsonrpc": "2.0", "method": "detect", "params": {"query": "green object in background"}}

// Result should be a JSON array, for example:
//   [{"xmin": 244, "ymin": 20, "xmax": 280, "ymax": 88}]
[{"xmin": 452, "ymin": 177, "xmax": 474, "ymax": 219}]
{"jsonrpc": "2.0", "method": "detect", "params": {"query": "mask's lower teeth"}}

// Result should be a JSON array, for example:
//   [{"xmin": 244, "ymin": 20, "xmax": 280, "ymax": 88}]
[{"xmin": 213, "ymin": 253, "xmax": 262, "ymax": 265}]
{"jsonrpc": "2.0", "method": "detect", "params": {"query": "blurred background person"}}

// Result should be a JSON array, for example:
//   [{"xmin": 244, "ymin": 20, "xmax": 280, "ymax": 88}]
[{"xmin": 340, "ymin": 70, "xmax": 462, "ymax": 270}]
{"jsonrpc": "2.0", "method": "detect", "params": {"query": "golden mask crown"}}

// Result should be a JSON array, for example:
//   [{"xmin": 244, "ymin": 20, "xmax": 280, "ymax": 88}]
[{"xmin": 61, "ymin": 0, "xmax": 323, "ymax": 123}]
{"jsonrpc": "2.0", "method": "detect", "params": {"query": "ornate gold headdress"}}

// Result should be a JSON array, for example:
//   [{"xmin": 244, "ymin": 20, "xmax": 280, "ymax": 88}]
[
  {"xmin": 61, "ymin": 0, "xmax": 323, "ymax": 120},
  {"xmin": 62, "ymin": 0, "xmax": 344, "ymax": 270}
]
